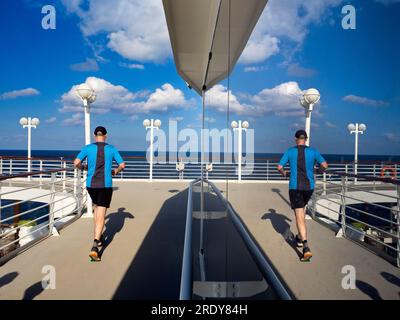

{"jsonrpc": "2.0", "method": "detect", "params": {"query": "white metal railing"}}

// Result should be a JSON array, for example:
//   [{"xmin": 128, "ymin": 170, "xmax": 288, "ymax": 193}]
[
  {"xmin": 0, "ymin": 167, "xmax": 87, "ymax": 264},
  {"xmin": 1, "ymin": 157, "xmax": 398, "ymax": 181},
  {"xmin": 180, "ymin": 178, "xmax": 293, "ymax": 300},
  {"xmin": 308, "ymin": 170, "xmax": 400, "ymax": 267}
]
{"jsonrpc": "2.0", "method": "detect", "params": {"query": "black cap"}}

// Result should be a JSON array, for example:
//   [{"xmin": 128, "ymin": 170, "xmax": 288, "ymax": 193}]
[
  {"xmin": 295, "ymin": 129, "xmax": 308, "ymax": 139},
  {"xmin": 94, "ymin": 126, "xmax": 107, "ymax": 136}
]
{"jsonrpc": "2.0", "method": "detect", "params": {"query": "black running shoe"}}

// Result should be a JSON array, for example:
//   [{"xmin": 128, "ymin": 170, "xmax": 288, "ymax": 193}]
[
  {"xmin": 97, "ymin": 235, "xmax": 105, "ymax": 247},
  {"xmin": 89, "ymin": 246, "xmax": 101, "ymax": 262},
  {"xmin": 295, "ymin": 234, "xmax": 303, "ymax": 248},
  {"xmin": 301, "ymin": 247, "xmax": 313, "ymax": 262}
]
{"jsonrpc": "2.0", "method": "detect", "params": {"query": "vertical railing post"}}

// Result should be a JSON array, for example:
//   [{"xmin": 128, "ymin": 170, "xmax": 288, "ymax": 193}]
[
  {"xmin": 345, "ymin": 164, "xmax": 348, "ymax": 184},
  {"xmin": 340, "ymin": 176, "xmax": 347, "ymax": 237},
  {"xmin": 77, "ymin": 169, "xmax": 83, "ymax": 217},
  {"xmin": 62, "ymin": 161, "xmax": 66, "ymax": 192},
  {"xmin": 397, "ymin": 185, "xmax": 400, "ymax": 268},
  {"xmin": 0, "ymin": 181, "xmax": 2, "ymax": 226},
  {"xmin": 39, "ymin": 160, "xmax": 43, "ymax": 187},
  {"xmin": 266, "ymin": 160, "xmax": 269, "ymax": 181},
  {"xmin": 0, "ymin": 158, "xmax": 3, "ymax": 176},
  {"xmin": 323, "ymin": 172, "xmax": 327, "ymax": 195},
  {"xmin": 49, "ymin": 172, "xmax": 56, "ymax": 236},
  {"xmin": 73, "ymin": 168, "xmax": 77, "ymax": 196},
  {"xmin": 9, "ymin": 159, "xmax": 12, "ymax": 175}
]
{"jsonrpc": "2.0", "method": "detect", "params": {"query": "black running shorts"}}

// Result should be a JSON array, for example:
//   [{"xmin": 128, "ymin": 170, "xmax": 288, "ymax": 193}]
[
  {"xmin": 87, "ymin": 187, "xmax": 113, "ymax": 208},
  {"xmin": 289, "ymin": 189, "xmax": 314, "ymax": 210}
]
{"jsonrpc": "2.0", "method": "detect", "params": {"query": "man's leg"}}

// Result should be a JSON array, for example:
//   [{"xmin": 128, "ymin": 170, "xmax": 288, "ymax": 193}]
[
  {"xmin": 295, "ymin": 206, "xmax": 312, "ymax": 261},
  {"xmin": 90, "ymin": 205, "xmax": 106, "ymax": 261},
  {"xmin": 294, "ymin": 207, "xmax": 307, "ymax": 241},
  {"xmin": 94, "ymin": 206, "xmax": 106, "ymax": 241}
]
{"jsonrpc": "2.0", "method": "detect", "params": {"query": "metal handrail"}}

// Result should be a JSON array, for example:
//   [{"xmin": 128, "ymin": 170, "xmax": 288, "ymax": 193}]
[
  {"xmin": 179, "ymin": 178, "xmax": 200, "ymax": 300},
  {"xmin": 311, "ymin": 170, "xmax": 400, "ymax": 267},
  {"xmin": 179, "ymin": 177, "xmax": 293, "ymax": 300},
  {"xmin": 1, "ymin": 157, "xmax": 399, "ymax": 181},
  {"xmin": 0, "ymin": 167, "xmax": 73, "ymax": 181},
  {"xmin": 326, "ymin": 169, "xmax": 400, "ymax": 185},
  {"xmin": 0, "ymin": 167, "xmax": 86, "ymax": 265},
  {"xmin": 206, "ymin": 180, "xmax": 293, "ymax": 300}
]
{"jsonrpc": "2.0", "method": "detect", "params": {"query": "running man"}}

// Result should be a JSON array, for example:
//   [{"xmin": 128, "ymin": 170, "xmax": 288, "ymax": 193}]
[
  {"xmin": 277, "ymin": 129, "xmax": 328, "ymax": 262},
  {"xmin": 74, "ymin": 126, "xmax": 126, "ymax": 261}
]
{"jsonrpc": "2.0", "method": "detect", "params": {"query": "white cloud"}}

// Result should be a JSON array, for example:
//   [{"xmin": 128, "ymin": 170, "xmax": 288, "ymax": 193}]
[
  {"xmin": 1, "ymin": 88, "xmax": 40, "ymax": 99},
  {"xmin": 133, "ymin": 83, "xmax": 194, "ymax": 113},
  {"xmin": 244, "ymin": 66, "xmax": 268, "ymax": 73},
  {"xmin": 287, "ymin": 63, "xmax": 316, "ymax": 77},
  {"xmin": 61, "ymin": 0, "xmax": 343, "ymax": 66},
  {"xmin": 342, "ymin": 95, "xmax": 389, "ymax": 107},
  {"xmin": 61, "ymin": 0, "xmax": 170, "ymax": 63},
  {"xmin": 45, "ymin": 117, "xmax": 57, "ymax": 124},
  {"xmin": 241, "ymin": 0, "xmax": 343, "ymax": 64},
  {"xmin": 119, "ymin": 63, "xmax": 145, "ymax": 70},
  {"xmin": 206, "ymin": 81, "xmax": 311, "ymax": 117},
  {"xmin": 325, "ymin": 121, "xmax": 336, "ymax": 128},
  {"xmin": 384, "ymin": 133, "xmax": 400, "ymax": 143},
  {"xmin": 63, "ymin": 113, "xmax": 83, "ymax": 126},
  {"xmin": 70, "ymin": 58, "xmax": 99, "ymax": 72},
  {"xmin": 169, "ymin": 116, "xmax": 184, "ymax": 121},
  {"xmin": 205, "ymin": 117, "xmax": 216, "ymax": 123},
  {"xmin": 206, "ymin": 85, "xmax": 251, "ymax": 115},
  {"xmin": 240, "ymin": 35, "xmax": 279, "ymax": 64},
  {"xmin": 374, "ymin": 0, "xmax": 400, "ymax": 5},
  {"xmin": 60, "ymin": 77, "xmax": 193, "ymax": 115}
]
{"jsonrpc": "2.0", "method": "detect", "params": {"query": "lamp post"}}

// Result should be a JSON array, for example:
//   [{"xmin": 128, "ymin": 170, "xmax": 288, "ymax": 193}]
[
  {"xmin": 76, "ymin": 83, "xmax": 96, "ymax": 217},
  {"xmin": 300, "ymin": 88, "xmax": 320, "ymax": 146},
  {"xmin": 20, "ymin": 117, "xmax": 40, "ymax": 176},
  {"xmin": 143, "ymin": 119, "xmax": 161, "ymax": 181},
  {"xmin": 76, "ymin": 83, "xmax": 96, "ymax": 146},
  {"xmin": 347, "ymin": 123, "xmax": 367, "ymax": 183},
  {"xmin": 231, "ymin": 120, "xmax": 249, "ymax": 182}
]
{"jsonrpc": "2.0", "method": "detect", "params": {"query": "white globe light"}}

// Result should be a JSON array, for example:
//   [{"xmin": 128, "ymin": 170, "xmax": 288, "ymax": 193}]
[
  {"xmin": 347, "ymin": 123, "xmax": 356, "ymax": 132},
  {"xmin": 304, "ymin": 88, "xmax": 321, "ymax": 105},
  {"xmin": 359, "ymin": 124, "xmax": 367, "ymax": 132},
  {"xmin": 31, "ymin": 118, "xmax": 40, "ymax": 126},
  {"xmin": 231, "ymin": 121, "xmax": 238, "ymax": 129},
  {"xmin": 143, "ymin": 119, "xmax": 151, "ymax": 127},
  {"xmin": 242, "ymin": 121, "xmax": 250, "ymax": 129},
  {"xmin": 19, "ymin": 117, "xmax": 28, "ymax": 126},
  {"xmin": 76, "ymin": 83, "xmax": 94, "ymax": 100},
  {"xmin": 154, "ymin": 119, "xmax": 162, "ymax": 128},
  {"xmin": 86, "ymin": 78, "xmax": 101, "ymax": 92},
  {"xmin": 299, "ymin": 97, "xmax": 308, "ymax": 108},
  {"xmin": 88, "ymin": 93, "xmax": 96, "ymax": 104}
]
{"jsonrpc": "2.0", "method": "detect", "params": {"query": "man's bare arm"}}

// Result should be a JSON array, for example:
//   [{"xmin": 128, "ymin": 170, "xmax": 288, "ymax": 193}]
[
  {"xmin": 277, "ymin": 165, "xmax": 288, "ymax": 177},
  {"xmin": 112, "ymin": 162, "xmax": 126, "ymax": 176},
  {"xmin": 74, "ymin": 158, "xmax": 87, "ymax": 170}
]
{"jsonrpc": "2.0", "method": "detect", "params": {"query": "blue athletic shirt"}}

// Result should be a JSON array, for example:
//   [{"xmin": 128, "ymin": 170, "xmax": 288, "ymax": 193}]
[
  {"xmin": 76, "ymin": 142, "xmax": 124, "ymax": 188},
  {"xmin": 279, "ymin": 146, "xmax": 326, "ymax": 190}
]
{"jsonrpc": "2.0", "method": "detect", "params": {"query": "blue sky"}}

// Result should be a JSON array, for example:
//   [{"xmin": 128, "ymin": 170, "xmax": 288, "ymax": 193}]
[{"xmin": 0, "ymin": 0, "xmax": 399, "ymax": 155}]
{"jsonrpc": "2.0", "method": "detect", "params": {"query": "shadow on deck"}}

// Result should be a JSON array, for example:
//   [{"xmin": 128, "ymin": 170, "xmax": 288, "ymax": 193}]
[{"xmin": 112, "ymin": 189, "xmax": 188, "ymax": 299}]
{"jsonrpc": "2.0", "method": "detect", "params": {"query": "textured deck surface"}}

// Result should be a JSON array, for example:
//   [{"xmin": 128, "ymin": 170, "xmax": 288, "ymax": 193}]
[{"xmin": 0, "ymin": 181, "xmax": 399, "ymax": 300}]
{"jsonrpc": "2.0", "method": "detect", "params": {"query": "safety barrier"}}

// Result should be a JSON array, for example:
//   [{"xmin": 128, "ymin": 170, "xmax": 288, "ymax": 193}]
[
  {"xmin": 0, "ymin": 168, "xmax": 87, "ymax": 265},
  {"xmin": 309, "ymin": 170, "xmax": 400, "ymax": 267}
]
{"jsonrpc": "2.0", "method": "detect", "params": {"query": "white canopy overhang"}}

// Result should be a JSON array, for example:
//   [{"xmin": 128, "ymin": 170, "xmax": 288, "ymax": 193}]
[{"xmin": 163, "ymin": 0, "xmax": 268, "ymax": 95}]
